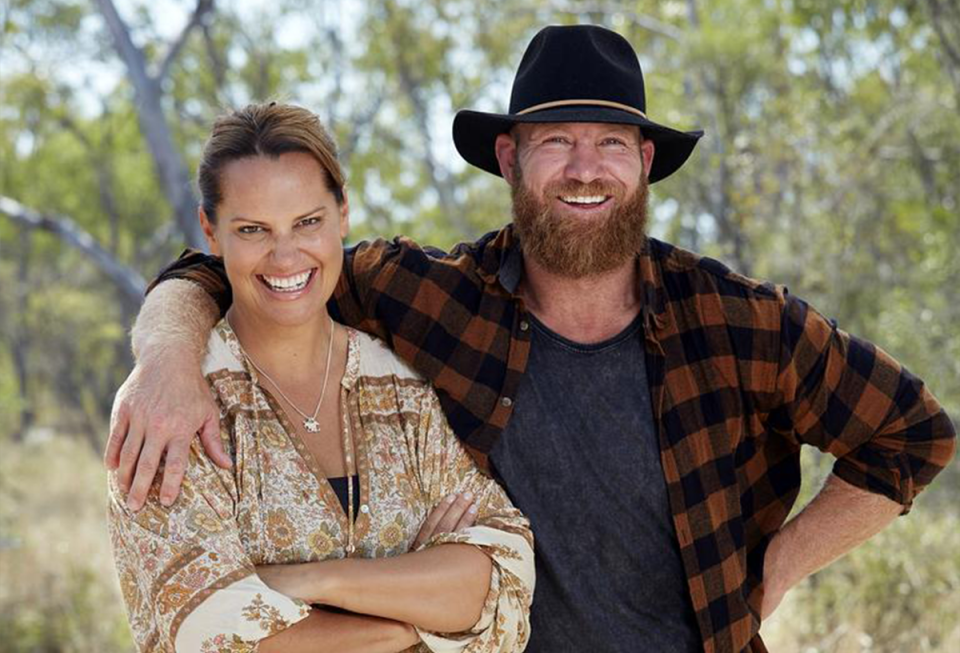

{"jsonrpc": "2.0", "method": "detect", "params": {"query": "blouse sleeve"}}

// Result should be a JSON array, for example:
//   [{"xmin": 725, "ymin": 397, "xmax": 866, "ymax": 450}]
[
  {"xmin": 107, "ymin": 433, "xmax": 310, "ymax": 652},
  {"xmin": 411, "ymin": 387, "xmax": 535, "ymax": 653}
]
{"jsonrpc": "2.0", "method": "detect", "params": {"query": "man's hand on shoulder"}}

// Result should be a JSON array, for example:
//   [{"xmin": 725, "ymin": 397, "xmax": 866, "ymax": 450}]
[
  {"xmin": 105, "ymin": 354, "xmax": 228, "ymax": 510},
  {"xmin": 104, "ymin": 278, "xmax": 226, "ymax": 511}
]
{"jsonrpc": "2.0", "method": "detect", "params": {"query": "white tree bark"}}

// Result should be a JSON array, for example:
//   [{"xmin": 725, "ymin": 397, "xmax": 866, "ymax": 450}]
[{"xmin": 93, "ymin": 0, "xmax": 214, "ymax": 249}]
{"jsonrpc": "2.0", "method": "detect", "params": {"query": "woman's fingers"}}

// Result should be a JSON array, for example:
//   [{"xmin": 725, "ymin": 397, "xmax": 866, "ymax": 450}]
[
  {"xmin": 413, "ymin": 492, "xmax": 476, "ymax": 549},
  {"xmin": 435, "ymin": 492, "xmax": 474, "ymax": 533},
  {"xmin": 413, "ymin": 494, "xmax": 454, "ymax": 548},
  {"xmin": 453, "ymin": 502, "xmax": 479, "ymax": 531}
]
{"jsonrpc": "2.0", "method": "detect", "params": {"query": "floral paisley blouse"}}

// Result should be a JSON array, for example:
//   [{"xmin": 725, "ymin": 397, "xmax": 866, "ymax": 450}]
[{"xmin": 108, "ymin": 321, "xmax": 535, "ymax": 652}]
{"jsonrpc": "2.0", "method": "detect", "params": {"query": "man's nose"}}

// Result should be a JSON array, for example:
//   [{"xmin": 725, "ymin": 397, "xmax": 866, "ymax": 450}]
[{"xmin": 564, "ymin": 142, "xmax": 603, "ymax": 183}]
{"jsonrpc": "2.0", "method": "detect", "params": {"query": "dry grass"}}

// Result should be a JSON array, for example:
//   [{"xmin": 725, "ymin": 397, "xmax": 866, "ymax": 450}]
[{"xmin": 0, "ymin": 437, "xmax": 132, "ymax": 652}]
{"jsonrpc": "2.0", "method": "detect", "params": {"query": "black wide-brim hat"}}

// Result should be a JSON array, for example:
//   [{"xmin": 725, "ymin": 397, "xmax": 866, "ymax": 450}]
[{"xmin": 453, "ymin": 25, "xmax": 704, "ymax": 184}]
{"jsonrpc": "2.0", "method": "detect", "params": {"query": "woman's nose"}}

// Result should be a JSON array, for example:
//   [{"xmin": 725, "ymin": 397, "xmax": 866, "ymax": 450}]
[{"xmin": 269, "ymin": 231, "xmax": 299, "ymax": 263}]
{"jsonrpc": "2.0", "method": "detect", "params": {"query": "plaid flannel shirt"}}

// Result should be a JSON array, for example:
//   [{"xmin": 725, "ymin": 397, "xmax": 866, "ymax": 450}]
[{"xmin": 154, "ymin": 225, "xmax": 956, "ymax": 653}]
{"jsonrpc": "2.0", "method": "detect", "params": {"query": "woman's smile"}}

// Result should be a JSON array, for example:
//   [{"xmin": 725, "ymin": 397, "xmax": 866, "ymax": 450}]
[{"xmin": 257, "ymin": 267, "xmax": 318, "ymax": 297}]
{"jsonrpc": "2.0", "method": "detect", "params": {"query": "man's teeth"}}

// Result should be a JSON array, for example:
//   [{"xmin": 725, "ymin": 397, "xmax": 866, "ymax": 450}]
[
  {"xmin": 262, "ymin": 270, "xmax": 312, "ymax": 292},
  {"xmin": 562, "ymin": 195, "xmax": 607, "ymax": 204}
]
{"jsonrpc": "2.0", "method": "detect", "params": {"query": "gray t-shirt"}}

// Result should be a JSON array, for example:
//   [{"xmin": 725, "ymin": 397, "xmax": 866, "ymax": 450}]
[{"xmin": 489, "ymin": 313, "xmax": 701, "ymax": 652}]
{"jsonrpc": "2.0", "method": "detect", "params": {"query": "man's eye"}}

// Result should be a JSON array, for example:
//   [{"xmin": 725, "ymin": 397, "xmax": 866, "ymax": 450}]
[{"xmin": 602, "ymin": 138, "xmax": 627, "ymax": 146}]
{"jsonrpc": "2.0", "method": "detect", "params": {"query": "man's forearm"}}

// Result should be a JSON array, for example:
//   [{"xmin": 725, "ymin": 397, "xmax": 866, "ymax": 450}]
[
  {"xmin": 131, "ymin": 279, "xmax": 219, "ymax": 364},
  {"xmin": 762, "ymin": 474, "xmax": 902, "ymax": 616}
]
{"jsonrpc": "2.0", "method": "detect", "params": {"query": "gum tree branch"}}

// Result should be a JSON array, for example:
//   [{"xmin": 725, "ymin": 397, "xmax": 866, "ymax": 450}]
[
  {"xmin": 0, "ymin": 196, "xmax": 146, "ymax": 306},
  {"xmin": 157, "ymin": 0, "xmax": 215, "ymax": 83},
  {"xmin": 93, "ymin": 0, "xmax": 206, "ymax": 248}
]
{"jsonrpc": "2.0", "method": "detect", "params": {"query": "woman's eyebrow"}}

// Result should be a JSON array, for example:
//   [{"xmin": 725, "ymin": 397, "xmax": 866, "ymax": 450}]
[{"xmin": 229, "ymin": 205, "xmax": 328, "ymax": 223}]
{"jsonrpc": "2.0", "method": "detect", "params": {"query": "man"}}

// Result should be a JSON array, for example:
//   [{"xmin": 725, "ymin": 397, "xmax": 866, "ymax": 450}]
[{"xmin": 107, "ymin": 25, "xmax": 955, "ymax": 652}]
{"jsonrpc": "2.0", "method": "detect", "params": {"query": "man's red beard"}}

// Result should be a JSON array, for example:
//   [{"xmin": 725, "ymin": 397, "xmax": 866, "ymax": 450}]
[{"xmin": 511, "ymin": 167, "xmax": 649, "ymax": 278}]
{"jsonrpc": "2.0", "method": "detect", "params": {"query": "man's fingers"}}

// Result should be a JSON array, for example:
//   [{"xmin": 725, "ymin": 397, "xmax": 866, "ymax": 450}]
[
  {"xmin": 104, "ymin": 402, "xmax": 130, "ymax": 469},
  {"xmin": 117, "ymin": 417, "xmax": 146, "ymax": 493},
  {"xmin": 435, "ymin": 492, "xmax": 475, "ymax": 534},
  {"xmin": 159, "ymin": 438, "xmax": 191, "ymax": 507},
  {"xmin": 199, "ymin": 413, "xmax": 231, "ymax": 469},
  {"xmin": 126, "ymin": 437, "xmax": 166, "ymax": 511}
]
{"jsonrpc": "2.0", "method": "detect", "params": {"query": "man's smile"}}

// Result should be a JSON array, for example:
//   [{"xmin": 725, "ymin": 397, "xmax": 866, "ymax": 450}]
[{"xmin": 558, "ymin": 194, "xmax": 612, "ymax": 209}]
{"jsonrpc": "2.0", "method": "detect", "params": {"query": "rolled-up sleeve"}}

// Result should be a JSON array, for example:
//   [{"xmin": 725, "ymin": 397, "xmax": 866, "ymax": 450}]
[
  {"xmin": 412, "ymin": 388, "xmax": 535, "ymax": 652},
  {"xmin": 775, "ymin": 293, "xmax": 956, "ymax": 512},
  {"xmin": 107, "ymin": 438, "xmax": 310, "ymax": 651}
]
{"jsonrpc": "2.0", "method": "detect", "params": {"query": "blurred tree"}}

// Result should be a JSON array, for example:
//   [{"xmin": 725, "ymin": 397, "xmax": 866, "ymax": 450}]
[{"xmin": 0, "ymin": 0, "xmax": 956, "ymax": 472}]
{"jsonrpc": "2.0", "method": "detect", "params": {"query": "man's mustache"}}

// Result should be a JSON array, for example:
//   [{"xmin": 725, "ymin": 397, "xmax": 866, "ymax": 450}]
[{"xmin": 542, "ymin": 180, "xmax": 624, "ymax": 201}]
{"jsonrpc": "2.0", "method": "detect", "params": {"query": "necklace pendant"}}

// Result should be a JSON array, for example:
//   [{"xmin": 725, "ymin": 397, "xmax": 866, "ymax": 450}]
[{"xmin": 303, "ymin": 418, "xmax": 321, "ymax": 433}]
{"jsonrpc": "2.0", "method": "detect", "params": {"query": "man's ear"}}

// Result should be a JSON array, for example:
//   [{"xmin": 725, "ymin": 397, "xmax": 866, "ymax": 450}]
[
  {"xmin": 640, "ymin": 138, "xmax": 655, "ymax": 181},
  {"xmin": 338, "ymin": 186, "xmax": 350, "ymax": 240},
  {"xmin": 494, "ymin": 132, "xmax": 520, "ymax": 185},
  {"xmin": 198, "ymin": 206, "xmax": 221, "ymax": 256}
]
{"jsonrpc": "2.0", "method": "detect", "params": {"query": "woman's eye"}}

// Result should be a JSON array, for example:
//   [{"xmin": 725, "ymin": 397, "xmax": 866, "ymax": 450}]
[
  {"xmin": 238, "ymin": 225, "xmax": 263, "ymax": 235},
  {"xmin": 297, "ymin": 217, "xmax": 322, "ymax": 228}
]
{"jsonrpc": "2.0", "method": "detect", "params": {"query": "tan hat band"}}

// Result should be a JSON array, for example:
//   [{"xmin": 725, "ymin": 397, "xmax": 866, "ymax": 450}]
[{"xmin": 516, "ymin": 99, "xmax": 648, "ymax": 118}]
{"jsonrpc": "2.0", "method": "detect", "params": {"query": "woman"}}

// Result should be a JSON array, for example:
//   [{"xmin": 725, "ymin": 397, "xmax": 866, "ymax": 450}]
[{"xmin": 107, "ymin": 103, "xmax": 534, "ymax": 652}]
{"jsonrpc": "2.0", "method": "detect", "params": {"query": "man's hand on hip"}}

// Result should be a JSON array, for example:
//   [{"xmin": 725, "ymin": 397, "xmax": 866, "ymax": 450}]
[{"xmin": 759, "ymin": 474, "xmax": 902, "ymax": 620}]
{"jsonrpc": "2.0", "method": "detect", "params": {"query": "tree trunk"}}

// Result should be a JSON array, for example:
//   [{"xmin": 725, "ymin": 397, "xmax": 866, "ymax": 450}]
[
  {"xmin": 93, "ymin": 0, "xmax": 211, "ymax": 249},
  {"xmin": 11, "ymin": 226, "xmax": 34, "ymax": 442}
]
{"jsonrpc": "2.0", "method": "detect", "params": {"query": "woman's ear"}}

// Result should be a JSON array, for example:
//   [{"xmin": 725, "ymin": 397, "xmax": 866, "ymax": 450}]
[
  {"xmin": 198, "ymin": 206, "xmax": 221, "ymax": 256},
  {"xmin": 339, "ymin": 186, "xmax": 350, "ymax": 240}
]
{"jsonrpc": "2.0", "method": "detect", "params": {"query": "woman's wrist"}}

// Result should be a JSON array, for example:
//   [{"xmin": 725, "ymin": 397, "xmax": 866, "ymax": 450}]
[{"xmin": 307, "ymin": 558, "xmax": 350, "ymax": 606}]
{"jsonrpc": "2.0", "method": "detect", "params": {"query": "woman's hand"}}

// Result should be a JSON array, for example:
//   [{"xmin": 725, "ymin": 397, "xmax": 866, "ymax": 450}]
[{"xmin": 411, "ymin": 492, "xmax": 478, "ymax": 550}]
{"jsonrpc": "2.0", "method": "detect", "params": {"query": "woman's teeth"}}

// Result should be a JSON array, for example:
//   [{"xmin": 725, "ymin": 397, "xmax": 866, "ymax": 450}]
[{"xmin": 261, "ymin": 270, "xmax": 312, "ymax": 292}]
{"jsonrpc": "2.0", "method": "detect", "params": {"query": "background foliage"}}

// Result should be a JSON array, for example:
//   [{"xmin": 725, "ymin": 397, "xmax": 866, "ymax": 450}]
[{"xmin": 1, "ymin": 0, "xmax": 958, "ymax": 651}]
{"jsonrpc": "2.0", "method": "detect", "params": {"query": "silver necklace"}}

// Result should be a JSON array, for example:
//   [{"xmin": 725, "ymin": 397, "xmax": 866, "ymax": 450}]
[{"xmin": 233, "ymin": 316, "xmax": 335, "ymax": 433}]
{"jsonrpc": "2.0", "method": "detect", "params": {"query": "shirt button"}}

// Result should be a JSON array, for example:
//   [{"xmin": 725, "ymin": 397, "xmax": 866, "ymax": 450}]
[
  {"xmin": 359, "ymin": 504, "xmax": 370, "ymax": 514},
  {"xmin": 501, "ymin": 397, "xmax": 513, "ymax": 408},
  {"xmin": 519, "ymin": 320, "xmax": 530, "ymax": 332}
]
